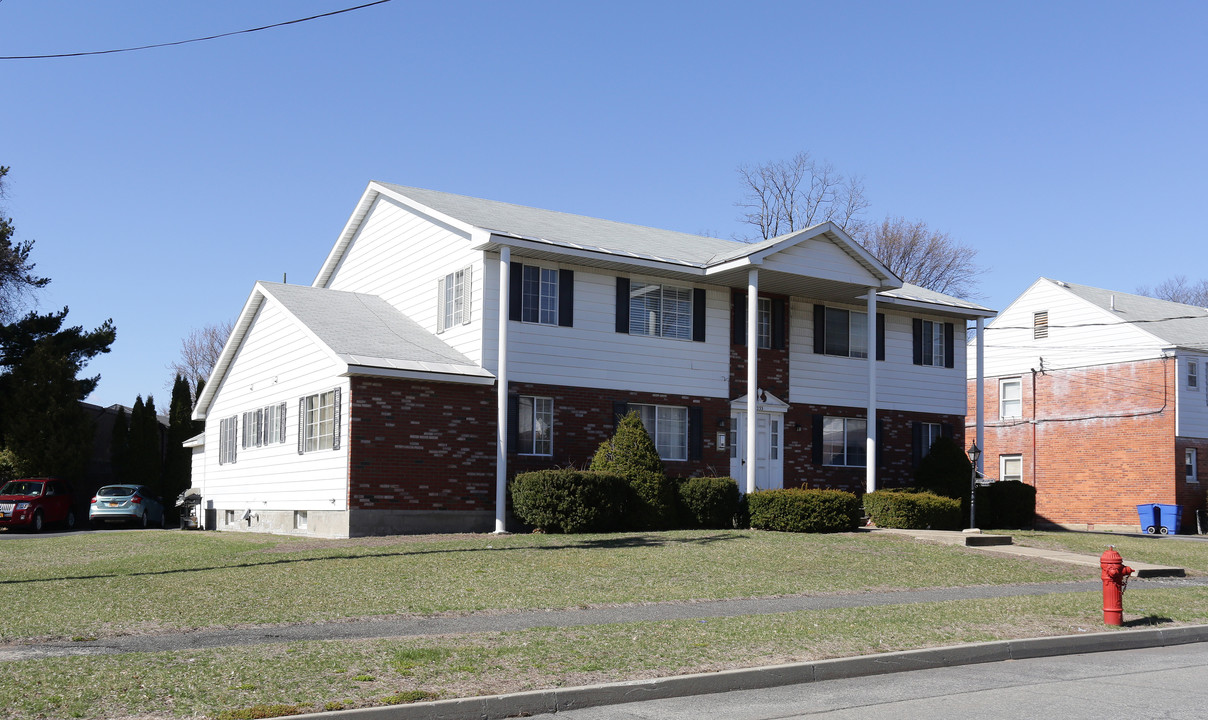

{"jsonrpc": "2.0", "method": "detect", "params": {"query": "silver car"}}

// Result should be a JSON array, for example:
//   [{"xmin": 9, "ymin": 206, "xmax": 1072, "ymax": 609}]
[{"xmin": 89, "ymin": 485, "xmax": 166, "ymax": 529}]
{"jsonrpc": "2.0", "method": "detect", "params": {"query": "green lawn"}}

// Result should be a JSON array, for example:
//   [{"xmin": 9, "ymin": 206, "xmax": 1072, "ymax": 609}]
[{"xmin": 0, "ymin": 528, "xmax": 1201, "ymax": 720}]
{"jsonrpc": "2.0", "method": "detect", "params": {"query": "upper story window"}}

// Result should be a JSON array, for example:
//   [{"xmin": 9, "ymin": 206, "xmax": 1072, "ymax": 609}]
[
  {"xmin": 913, "ymin": 319, "xmax": 953, "ymax": 368},
  {"xmin": 437, "ymin": 266, "xmax": 472, "ymax": 332},
  {"xmin": 218, "ymin": 416, "xmax": 238, "ymax": 465},
  {"xmin": 631, "ymin": 403, "xmax": 688, "ymax": 461},
  {"xmin": 1000, "ymin": 378, "xmax": 1022, "ymax": 419},
  {"xmin": 811, "ymin": 305, "xmax": 883, "ymax": 359},
  {"xmin": 241, "ymin": 403, "xmax": 288, "ymax": 449},
  {"xmin": 616, "ymin": 278, "xmax": 704, "ymax": 342},
  {"xmin": 1189, "ymin": 360, "xmax": 1199, "ymax": 390},
  {"xmin": 509, "ymin": 262, "xmax": 574, "ymax": 327},
  {"xmin": 757, "ymin": 298, "xmax": 772, "ymax": 349},
  {"xmin": 1033, "ymin": 311, "xmax": 1049, "ymax": 339},
  {"xmin": 733, "ymin": 293, "xmax": 786, "ymax": 349},
  {"xmin": 300, "ymin": 388, "xmax": 341, "ymax": 453}
]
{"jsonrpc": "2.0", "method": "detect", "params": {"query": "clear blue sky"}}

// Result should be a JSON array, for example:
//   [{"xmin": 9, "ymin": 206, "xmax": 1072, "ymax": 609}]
[{"xmin": 2, "ymin": 1, "xmax": 1205, "ymax": 409}]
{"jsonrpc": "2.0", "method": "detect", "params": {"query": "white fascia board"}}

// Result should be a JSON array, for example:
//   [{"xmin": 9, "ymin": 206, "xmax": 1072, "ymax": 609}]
[
  {"xmin": 474, "ymin": 235, "xmax": 709, "ymax": 276},
  {"xmin": 182, "ymin": 433, "xmax": 205, "ymax": 448},
  {"xmin": 343, "ymin": 366, "xmax": 497, "ymax": 385},
  {"xmin": 877, "ymin": 296, "xmax": 998, "ymax": 319},
  {"xmin": 313, "ymin": 181, "xmax": 482, "ymax": 288},
  {"xmin": 192, "ymin": 288, "xmax": 268, "ymax": 421}
]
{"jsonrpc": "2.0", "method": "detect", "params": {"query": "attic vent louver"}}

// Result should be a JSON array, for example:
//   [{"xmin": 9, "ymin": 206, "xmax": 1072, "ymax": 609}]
[{"xmin": 1033, "ymin": 311, "xmax": 1049, "ymax": 340}]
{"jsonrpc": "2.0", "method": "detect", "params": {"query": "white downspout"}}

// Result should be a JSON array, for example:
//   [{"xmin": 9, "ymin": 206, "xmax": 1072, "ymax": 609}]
[
  {"xmin": 495, "ymin": 247, "xmax": 510, "ymax": 534},
  {"xmin": 746, "ymin": 268, "xmax": 759, "ymax": 495},
  {"xmin": 976, "ymin": 317, "xmax": 985, "ymax": 478},
  {"xmin": 866, "ymin": 288, "xmax": 877, "ymax": 494}
]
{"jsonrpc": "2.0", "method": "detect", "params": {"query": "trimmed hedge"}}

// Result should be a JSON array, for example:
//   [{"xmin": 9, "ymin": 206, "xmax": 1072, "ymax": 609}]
[
  {"xmin": 863, "ymin": 489, "xmax": 962, "ymax": 530},
  {"xmin": 510, "ymin": 469, "xmax": 627, "ymax": 533},
  {"xmin": 747, "ymin": 488, "xmax": 861, "ymax": 533},
  {"xmin": 975, "ymin": 481, "xmax": 1036, "ymax": 529},
  {"xmin": 626, "ymin": 471, "xmax": 678, "ymax": 531},
  {"xmin": 676, "ymin": 476, "xmax": 740, "ymax": 529}
]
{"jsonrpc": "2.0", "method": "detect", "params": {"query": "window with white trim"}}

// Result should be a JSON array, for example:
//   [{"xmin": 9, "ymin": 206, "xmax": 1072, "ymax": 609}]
[
  {"xmin": 1000, "ymin": 378, "xmax": 1022, "ymax": 419},
  {"xmin": 1000, "ymin": 454, "xmax": 1023, "ymax": 483},
  {"xmin": 918, "ymin": 320, "xmax": 946, "ymax": 366},
  {"xmin": 241, "ymin": 409, "xmax": 263, "ymax": 449},
  {"xmin": 822, "ymin": 417, "xmax": 866, "ymax": 467},
  {"xmin": 1187, "ymin": 448, "xmax": 1198, "ymax": 483},
  {"xmin": 437, "ymin": 266, "xmax": 471, "ymax": 332},
  {"xmin": 823, "ymin": 307, "xmax": 868, "ymax": 358},
  {"xmin": 263, "ymin": 403, "xmax": 287, "ymax": 444},
  {"xmin": 521, "ymin": 265, "xmax": 558, "ymax": 325},
  {"xmin": 629, "ymin": 281, "xmax": 692, "ymax": 340},
  {"xmin": 632, "ymin": 403, "xmax": 688, "ymax": 461},
  {"xmin": 1189, "ymin": 360, "xmax": 1198, "ymax": 390},
  {"xmin": 218, "ymin": 416, "xmax": 238, "ymax": 464},
  {"xmin": 920, "ymin": 422, "xmax": 942, "ymax": 458},
  {"xmin": 302, "ymin": 390, "xmax": 336, "ymax": 453},
  {"xmin": 757, "ymin": 298, "xmax": 772, "ymax": 349},
  {"xmin": 518, "ymin": 396, "xmax": 553, "ymax": 456}
]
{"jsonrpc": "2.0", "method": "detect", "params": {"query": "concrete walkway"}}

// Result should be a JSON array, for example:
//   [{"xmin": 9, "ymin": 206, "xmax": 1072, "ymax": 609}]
[{"xmin": 866, "ymin": 528, "xmax": 1188, "ymax": 577}]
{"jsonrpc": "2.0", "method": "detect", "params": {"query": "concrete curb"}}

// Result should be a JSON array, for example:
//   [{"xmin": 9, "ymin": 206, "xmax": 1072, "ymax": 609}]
[{"xmin": 289, "ymin": 624, "xmax": 1208, "ymax": 720}]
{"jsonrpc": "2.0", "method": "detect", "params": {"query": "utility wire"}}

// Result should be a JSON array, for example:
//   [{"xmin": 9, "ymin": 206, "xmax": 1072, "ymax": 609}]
[{"xmin": 0, "ymin": 0, "xmax": 394, "ymax": 60}]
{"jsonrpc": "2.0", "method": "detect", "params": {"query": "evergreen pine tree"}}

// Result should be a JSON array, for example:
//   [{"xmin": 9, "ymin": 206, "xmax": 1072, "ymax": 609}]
[
  {"xmin": 109, "ymin": 405, "xmax": 129, "ymax": 484},
  {"xmin": 127, "ymin": 396, "xmax": 164, "ymax": 496},
  {"xmin": 163, "ymin": 374, "xmax": 194, "ymax": 516}
]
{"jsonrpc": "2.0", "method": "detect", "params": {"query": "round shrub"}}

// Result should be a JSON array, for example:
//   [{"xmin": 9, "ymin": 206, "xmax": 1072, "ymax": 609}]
[
  {"xmin": 863, "ymin": 489, "xmax": 962, "ymax": 530},
  {"xmin": 625, "ymin": 471, "xmax": 678, "ymax": 530},
  {"xmin": 677, "ymin": 476, "xmax": 740, "ymax": 529},
  {"xmin": 510, "ymin": 469, "xmax": 627, "ymax": 533},
  {"xmin": 747, "ymin": 488, "xmax": 861, "ymax": 533}
]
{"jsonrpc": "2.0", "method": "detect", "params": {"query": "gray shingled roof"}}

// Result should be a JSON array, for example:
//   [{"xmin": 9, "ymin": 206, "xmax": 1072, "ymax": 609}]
[
  {"xmin": 1054, "ymin": 278, "xmax": 1208, "ymax": 350},
  {"xmin": 261, "ymin": 282, "xmax": 492, "ymax": 378},
  {"xmin": 882, "ymin": 283, "xmax": 994, "ymax": 314},
  {"xmin": 378, "ymin": 182, "xmax": 750, "ymax": 267}
]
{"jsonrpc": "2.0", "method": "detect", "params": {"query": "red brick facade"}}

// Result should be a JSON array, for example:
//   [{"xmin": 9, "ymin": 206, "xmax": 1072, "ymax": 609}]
[{"xmin": 967, "ymin": 358, "xmax": 1207, "ymax": 531}]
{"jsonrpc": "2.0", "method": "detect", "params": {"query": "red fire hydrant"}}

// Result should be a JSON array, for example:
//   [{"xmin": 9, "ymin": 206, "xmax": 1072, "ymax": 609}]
[{"xmin": 1101, "ymin": 546, "xmax": 1135, "ymax": 626}]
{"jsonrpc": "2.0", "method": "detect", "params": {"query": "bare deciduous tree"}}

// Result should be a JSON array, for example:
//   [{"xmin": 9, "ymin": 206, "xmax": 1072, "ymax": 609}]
[
  {"xmin": 735, "ymin": 152, "xmax": 869, "ymax": 241},
  {"xmin": 168, "ymin": 320, "xmax": 233, "ymax": 399},
  {"xmin": 735, "ymin": 152, "xmax": 984, "ymax": 299},
  {"xmin": 1137, "ymin": 275, "xmax": 1208, "ymax": 307},
  {"xmin": 862, "ymin": 216, "xmax": 984, "ymax": 299}
]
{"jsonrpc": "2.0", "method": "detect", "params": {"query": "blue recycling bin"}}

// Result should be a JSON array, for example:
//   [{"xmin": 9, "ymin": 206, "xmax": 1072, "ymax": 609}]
[{"xmin": 1136, "ymin": 503, "xmax": 1181, "ymax": 535}]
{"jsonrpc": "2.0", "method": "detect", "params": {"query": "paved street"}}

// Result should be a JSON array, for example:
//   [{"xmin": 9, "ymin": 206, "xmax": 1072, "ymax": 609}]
[{"xmin": 524, "ymin": 643, "xmax": 1208, "ymax": 720}]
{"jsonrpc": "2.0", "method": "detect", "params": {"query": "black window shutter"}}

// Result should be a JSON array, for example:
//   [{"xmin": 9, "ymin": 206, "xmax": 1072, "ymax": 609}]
[
  {"xmin": 772, "ymin": 298, "xmax": 786, "ymax": 350},
  {"xmin": 811, "ymin": 414, "xmax": 824, "ymax": 465},
  {"xmin": 509, "ymin": 262, "xmax": 524, "ymax": 322},
  {"xmin": 558, "ymin": 269, "xmax": 574, "ymax": 327},
  {"xmin": 333, "ymin": 387, "xmax": 341, "ymax": 451},
  {"xmin": 692, "ymin": 288, "xmax": 706, "ymax": 342},
  {"xmin": 278, "ymin": 402, "xmax": 287, "ymax": 443},
  {"xmin": 878, "ymin": 416, "xmax": 887, "ymax": 476},
  {"xmin": 911, "ymin": 422, "xmax": 923, "ymax": 469},
  {"xmin": 876, "ymin": 313, "xmax": 885, "ymax": 361},
  {"xmin": 507, "ymin": 395, "xmax": 520, "ymax": 453},
  {"xmin": 912, "ymin": 318, "xmax": 924, "ymax": 366},
  {"xmin": 612, "ymin": 401, "xmax": 629, "ymax": 427},
  {"xmin": 231, "ymin": 417, "xmax": 237, "ymax": 463},
  {"xmin": 813, "ymin": 305, "xmax": 826, "ymax": 354},
  {"xmin": 944, "ymin": 322, "xmax": 955, "ymax": 368},
  {"xmin": 615, "ymin": 277, "xmax": 630, "ymax": 333},
  {"xmin": 688, "ymin": 407, "xmax": 703, "ymax": 460},
  {"xmin": 298, "ymin": 399, "xmax": 305, "ymax": 455},
  {"xmin": 732, "ymin": 291, "xmax": 746, "ymax": 345}
]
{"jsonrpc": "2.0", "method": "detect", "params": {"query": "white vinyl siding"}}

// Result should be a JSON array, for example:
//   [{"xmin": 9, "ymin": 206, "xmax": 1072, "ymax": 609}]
[
  {"xmin": 201, "ymin": 298, "xmax": 349, "ymax": 515},
  {"xmin": 790, "ymin": 300, "xmax": 968, "ymax": 414},
  {"xmin": 485, "ymin": 265, "xmax": 729, "ymax": 398}
]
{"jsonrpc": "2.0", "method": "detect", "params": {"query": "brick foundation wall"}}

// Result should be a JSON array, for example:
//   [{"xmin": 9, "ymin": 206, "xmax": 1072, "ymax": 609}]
[{"xmin": 967, "ymin": 358, "xmax": 1186, "ymax": 529}]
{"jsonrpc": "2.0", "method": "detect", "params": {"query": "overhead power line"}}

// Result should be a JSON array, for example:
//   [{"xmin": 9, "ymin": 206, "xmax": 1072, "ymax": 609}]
[{"xmin": 0, "ymin": 0, "xmax": 394, "ymax": 60}]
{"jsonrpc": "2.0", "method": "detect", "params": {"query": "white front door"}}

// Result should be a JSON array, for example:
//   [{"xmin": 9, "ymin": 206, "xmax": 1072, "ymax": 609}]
[{"xmin": 729, "ymin": 412, "xmax": 784, "ymax": 490}]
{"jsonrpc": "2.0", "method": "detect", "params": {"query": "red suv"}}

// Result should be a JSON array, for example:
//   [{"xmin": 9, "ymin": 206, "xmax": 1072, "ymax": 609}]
[{"xmin": 0, "ymin": 478, "xmax": 76, "ymax": 532}]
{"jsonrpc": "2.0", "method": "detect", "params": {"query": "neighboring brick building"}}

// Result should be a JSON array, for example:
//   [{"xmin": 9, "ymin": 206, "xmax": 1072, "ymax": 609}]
[
  {"xmin": 967, "ymin": 279, "xmax": 1208, "ymax": 533},
  {"xmin": 191, "ymin": 182, "xmax": 994, "ymax": 537}
]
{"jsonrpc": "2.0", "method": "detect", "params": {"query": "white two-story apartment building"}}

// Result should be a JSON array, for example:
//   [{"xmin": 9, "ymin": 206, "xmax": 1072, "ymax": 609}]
[{"xmin": 191, "ymin": 182, "xmax": 994, "ymax": 537}]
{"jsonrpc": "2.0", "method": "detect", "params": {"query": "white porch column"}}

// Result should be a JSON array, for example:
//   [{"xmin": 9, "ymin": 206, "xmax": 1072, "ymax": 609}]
[
  {"xmin": 865, "ymin": 288, "xmax": 877, "ymax": 494},
  {"xmin": 495, "ymin": 247, "xmax": 510, "ymax": 534},
  {"xmin": 746, "ymin": 268, "xmax": 759, "ymax": 495},
  {"xmin": 975, "ymin": 317, "xmax": 985, "ymax": 477}
]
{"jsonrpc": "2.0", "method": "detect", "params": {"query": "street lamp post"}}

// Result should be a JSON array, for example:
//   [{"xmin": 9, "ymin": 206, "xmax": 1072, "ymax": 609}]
[{"xmin": 967, "ymin": 441, "xmax": 982, "ymax": 529}]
